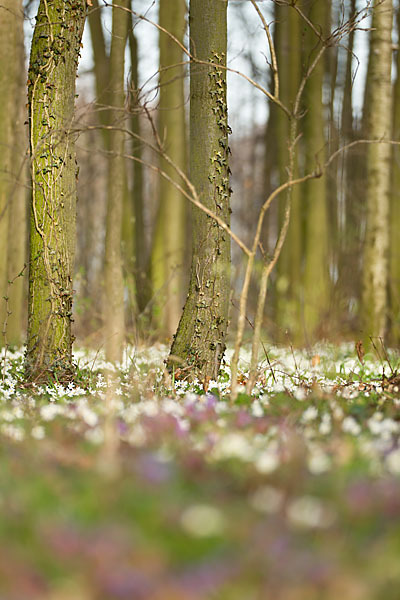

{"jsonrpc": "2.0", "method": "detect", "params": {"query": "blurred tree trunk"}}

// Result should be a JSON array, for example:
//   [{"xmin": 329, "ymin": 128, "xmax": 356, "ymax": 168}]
[
  {"xmin": 88, "ymin": 0, "xmax": 111, "ymax": 140},
  {"xmin": 361, "ymin": 0, "xmax": 393, "ymax": 344},
  {"xmin": 89, "ymin": 0, "xmax": 135, "ymax": 336},
  {"xmin": 0, "ymin": 0, "xmax": 27, "ymax": 347},
  {"xmin": 104, "ymin": 0, "xmax": 129, "ymax": 362},
  {"xmin": 339, "ymin": 0, "xmax": 359, "ymax": 322},
  {"xmin": 26, "ymin": 0, "xmax": 86, "ymax": 380},
  {"xmin": 128, "ymin": 20, "xmax": 146, "ymax": 313},
  {"xmin": 0, "ymin": 2, "xmax": 14, "ymax": 334},
  {"xmin": 302, "ymin": 0, "xmax": 330, "ymax": 340},
  {"xmin": 6, "ymin": 0, "xmax": 27, "ymax": 347},
  {"xmin": 168, "ymin": 0, "xmax": 230, "ymax": 381},
  {"xmin": 274, "ymin": 2, "xmax": 302, "ymax": 343},
  {"xmin": 390, "ymin": 4, "xmax": 400, "ymax": 342},
  {"xmin": 150, "ymin": 0, "xmax": 187, "ymax": 338}
]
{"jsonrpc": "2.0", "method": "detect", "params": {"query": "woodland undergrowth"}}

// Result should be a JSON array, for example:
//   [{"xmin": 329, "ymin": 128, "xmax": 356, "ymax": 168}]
[{"xmin": 1, "ymin": 342, "xmax": 400, "ymax": 599}]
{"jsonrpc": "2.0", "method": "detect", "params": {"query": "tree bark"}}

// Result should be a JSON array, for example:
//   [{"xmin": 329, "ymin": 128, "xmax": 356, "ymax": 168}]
[
  {"xmin": 362, "ymin": 0, "xmax": 393, "ymax": 343},
  {"xmin": 168, "ymin": 0, "xmax": 230, "ymax": 381},
  {"xmin": 104, "ymin": 0, "xmax": 129, "ymax": 363},
  {"xmin": 26, "ymin": 0, "xmax": 86, "ymax": 380}
]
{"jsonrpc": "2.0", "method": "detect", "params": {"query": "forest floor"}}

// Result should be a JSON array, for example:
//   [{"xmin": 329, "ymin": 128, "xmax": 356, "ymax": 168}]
[{"xmin": 1, "ymin": 343, "xmax": 400, "ymax": 599}]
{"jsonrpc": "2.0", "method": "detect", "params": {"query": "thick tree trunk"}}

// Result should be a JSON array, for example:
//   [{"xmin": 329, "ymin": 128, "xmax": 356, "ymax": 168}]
[
  {"xmin": 150, "ymin": 0, "xmax": 187, "ymax": 338},
  {"xmin": 104, "ymin": 0, "xmax": 129, "ymax": 362},
  {"xmin": 362, "ymin": 0, "xmax": 393, "ymax": 343},
  {"xmin": 0, "ymin": 0, "xmax": 27, "ymax": 348},
  {"xmin": 25, "ymin": 0, "xmax": 86, "ymax": 380},
  {"xmin": 168, "ymin": 0, "xmax": 230, "ymax": 381}
]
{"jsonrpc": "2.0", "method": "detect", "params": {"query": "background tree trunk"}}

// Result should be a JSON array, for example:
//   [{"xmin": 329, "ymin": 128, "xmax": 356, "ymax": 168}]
[
  {"xmin": 104, "ymin": 0, "xmax": 129, "ymax": 362},
  {"xmin": 389, "ymin": 3, "xmax": 400, "ymax": 343},
  {"xmin": 274, "ymin": 2, "xmax": 302, "ymax": 343},
  {"xmin": 362, "ymin": 0, "xmax": 393, "ymax": 343},
  {"xmin": 301, "ymin": 0, "xmax": 330, "ymax": 341},
  {"xmin": 150, "ymin": 0, "xmax": 187, "ymax": 338},
  {"xmin": 128, "ymin": 19, "xmax": 146, "ymax": 314},
  {"xmin": 0, "ymin": 0, "xmax": 27, "ymax": 347},
  {"xmin": 88, "ymin": 0, "xmax": 111, "ymax": 139},
  {"xmin": 26, "ymin": 0, "xmax": 86, "ymax": 380},
  {"xmin": 6, "ymin": 0, "xmax": 28, "ymax": 347},
  {"xmin": 168, "ymin": 0, "xmax": 230, "ymax": 381}
]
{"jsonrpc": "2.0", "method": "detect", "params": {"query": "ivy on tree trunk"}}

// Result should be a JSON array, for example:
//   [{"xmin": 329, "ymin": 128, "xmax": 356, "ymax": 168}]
[{"xmin": 168, "ymin": 0, "xmax": 231, "ymax": 382}]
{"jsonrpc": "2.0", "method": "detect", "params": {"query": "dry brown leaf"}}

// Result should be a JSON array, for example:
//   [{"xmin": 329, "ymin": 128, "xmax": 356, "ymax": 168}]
[{"xmin": 311, "ymin": 354, "xmax": 320, "ymax": 367}]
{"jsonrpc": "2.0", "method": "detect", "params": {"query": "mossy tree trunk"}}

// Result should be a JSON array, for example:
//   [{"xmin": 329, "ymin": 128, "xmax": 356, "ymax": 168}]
[
  {"xmin": 0, "ymin": 0, "xmax": 27, "ymax": 348},
  {"xmin": 104, "ymin": 0, "xmax": 129, "ymax": 362},
  {"xmin": 361, "ymin": 0, "xmax": 393, "ymax": 343},
  {"xmin": 301, "ymin": 0, "xmax": 330, "ymax": 340},
  {"xmin": 26, "ymin": 0, "xmax": 86, "ymax": 380},
  {"xmin": 150, "ymin": 0, "xmax": 187, "ymax": 338},
  {"xmin": 168, "ymin": 0, "xmax": 230, "ymax": 381}
]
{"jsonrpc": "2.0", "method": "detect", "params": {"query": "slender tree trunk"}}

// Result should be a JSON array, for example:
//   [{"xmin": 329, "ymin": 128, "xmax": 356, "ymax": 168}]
[
  {"xmin": 150, "ymin": 0, "xmax": 187, "ymax": 338},
  {"xmin": 302, "ymin": 0, "xmax": 330, "ymax": 340},
  {"xmin": 25, "ymin": 0, "xmax": 86, "ymax": 380},
  {"xmin": 168, "ymin": 0, "xmax": 230, "ymax": 381},
  {"xmin": 104, "ymin": 0, "xmax": 129, "ymax": 362},
  {"xmin": 390, "ymin": 4, "xmax": 400, "ymax": 343},
  {"xmin": 128, "ymin": 21, "xmax": 146, "ymax": 313},
  {"xmin": 274, "ymin": 3, "xmax": 302, "ymax": 343},
  {"xmin": 6, "ymin": 0, "xmax": 27, "ymax": 346},
  {"xmin": 88, "ymin": 0, "xmax": 110, "ymax": 139},
  {"xmin": 0, "ymin": 0, "xmax": 27, "ymax": 348},
  {"xmin": 362, "ymin": 0, "xmax": 393, "ymax": 343},
  {"xmin": 339, "ymin": 0, "xmax": 359, "ymax": 317}
]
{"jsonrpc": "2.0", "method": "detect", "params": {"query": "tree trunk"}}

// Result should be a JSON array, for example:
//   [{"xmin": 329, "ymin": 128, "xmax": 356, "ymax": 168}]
[
  {"xmin": 0, "ymin": 0, "xmax": 27, "ymax": 348},
  {"xmin": 88, "ymin": 0, "xmax": 111, "ymax": 139},
  {"xmin": 362, "ymin": 0, "xmax": 393, "ymax": 343},
  {"xmin": 128, "ymin": 21, "xmax": 146, "ymax": 313},
  {"xmin": 6, "ymin": 0, "xmax": 27, "ymax": 347},
  {"xmin": 150, "ymin": 0, "xmax": 187, "ymax": 338},
  {"xmin": 25, "ymin": 0, "xmax": 86, "ymax": 380},
  {"xmin": 104, "ymin": 0, "xmax": 129, "ymax": 362},
  {"xmin": 302, "ymin": 0, "xmax": 330, "ymax": 340},
  {"xmin": 168, "ymin": 0, "xmax": 230, "ymax": 381},
  {"xmin": 274, "ymin": 2, "xmax": 302, "ymax": 343},
  {"xmin": 339, "ymin": 0, "xmax": 359, "ymax": 321},
  {"xmin": 390, "ymin": 3, "xmax": 400, "ymax": 343}
]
